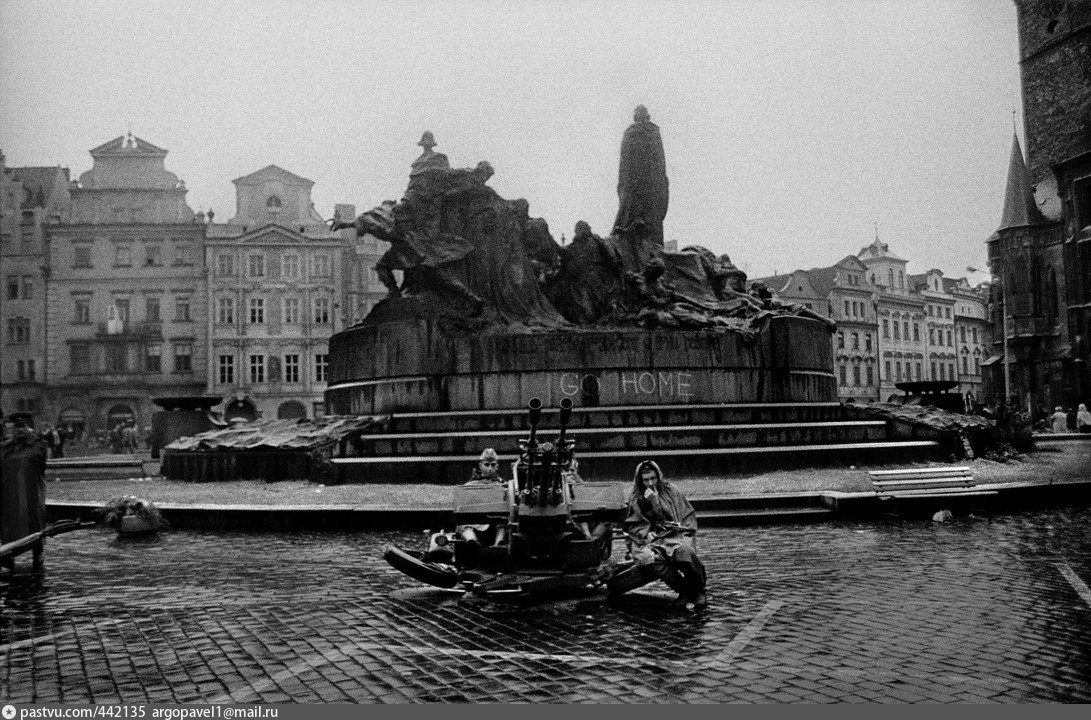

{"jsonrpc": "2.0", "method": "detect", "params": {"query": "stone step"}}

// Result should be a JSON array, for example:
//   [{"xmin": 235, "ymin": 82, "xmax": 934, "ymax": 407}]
[
  {"xmin": 354, "ymin": 421, "xmax": 890, "ymax": 456},
  {"xmin": 697, "ymin": 506, "xmax": 836, "ymax": 526},
  {"xmin": 332, "ymin": 440, "xmax": 943, "ymax": 484},
  {"xmin": 387, "ymin": 402, "xmax": 848, "ymax": 433},
  {"xmin": 691, "ymin": 493, "xmax": 829, "ymax": 512}
]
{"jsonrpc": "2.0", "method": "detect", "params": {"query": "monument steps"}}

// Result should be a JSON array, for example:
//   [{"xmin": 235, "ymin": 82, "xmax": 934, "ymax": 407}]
[
  {"xmin": 384, "ymin": 402, "xmax": 847, "ymax": 433},
  {"xmin": 357, "ymin": 421, "xmax": 890, "ymax": 456},
  {"xmin": 332, "ymin": 401, "xmax": 945, "ymax": 483}
]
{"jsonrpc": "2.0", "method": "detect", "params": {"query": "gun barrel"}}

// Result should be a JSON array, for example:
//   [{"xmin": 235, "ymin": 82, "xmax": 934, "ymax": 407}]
[{"xmin": 526, "ymin": 397, "xmax": 542, "ymax": 447}]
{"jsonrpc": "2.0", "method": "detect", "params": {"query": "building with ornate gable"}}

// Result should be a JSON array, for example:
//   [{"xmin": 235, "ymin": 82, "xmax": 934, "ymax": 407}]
[
  {"xmin": 205, "ymin": 165, "xmax": 348, "ymax": 421},
  {"xmin": 43, "ymin": 134, "xmax": 207, "ymax": 437},
  {"xmin": 755, "ymin": 237, "xmax": 988, "ymax": 406},
  {"xmin": 856, "ymin": 237, "xmax": 927, "ymax": 401}
]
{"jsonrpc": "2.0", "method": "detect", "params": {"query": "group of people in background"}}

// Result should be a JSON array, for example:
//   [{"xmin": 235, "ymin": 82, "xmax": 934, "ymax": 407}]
[{"xmin": 1041, "ymin": 404, "xmax": 1091, "ymax": 434}]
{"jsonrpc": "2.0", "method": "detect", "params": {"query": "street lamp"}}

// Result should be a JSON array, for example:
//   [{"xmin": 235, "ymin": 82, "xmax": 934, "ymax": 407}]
[{"xmin": 967, "ymin": 266, "xmax": 1010, "ymax": 408}]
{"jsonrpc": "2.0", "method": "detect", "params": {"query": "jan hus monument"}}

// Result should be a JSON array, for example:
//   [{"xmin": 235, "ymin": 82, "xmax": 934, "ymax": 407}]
[{"xmin": 326, "ymin": 107, "xmax": 836, "ymax": 414}]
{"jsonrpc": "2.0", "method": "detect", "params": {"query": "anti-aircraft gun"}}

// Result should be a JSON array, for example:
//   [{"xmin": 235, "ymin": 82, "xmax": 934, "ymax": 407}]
[{"xmin": 382, "ymin": 398, "xmax": 629, "ymax": 601}]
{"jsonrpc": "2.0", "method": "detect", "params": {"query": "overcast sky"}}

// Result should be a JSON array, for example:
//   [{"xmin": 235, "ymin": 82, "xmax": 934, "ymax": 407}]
[{"xmin": 0, "ymin": 0, "xmax": 1021, "ymax": 280}]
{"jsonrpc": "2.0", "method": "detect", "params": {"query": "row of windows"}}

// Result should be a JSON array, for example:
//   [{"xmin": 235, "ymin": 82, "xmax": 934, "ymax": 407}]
[
  {"xmin": 836, "ymin": 331, "xmax": 873, "ymax": 352},
  {"xmin": 868, "ymin": 359, "xmax": 980, "ymax": 384},
  {"xmin": 927, "ymin": 304, "xmax": 953, "ymax": 319},
  {"xmin": 838, "ymin": 364, "xmax": 874, "ymax": 387},
  {"xmin": 69, "ymin": 342, "xmax": 193, "ymax": 374},
  {"xmin": 73, "ymin": 242, "xmax": 196, "ymax": 269},
  {"xmin": 216, "ymin": 297, "xmax": 330, "ymax": 325},
  {"xmin": 882, "ymin": 318, "xmax": 920, "ymax": 342},
  {"xmin": 842, "ymin": 299, "xmax": 867, "ymax": 318},
  {"xmin": 871, "ymin": 268, "xmax": 905, "ymax": 289},
  {"xmin": 72, "ymin": 296, "xmax": 192, "ymax": 324},
  {"xmin": 6, "ymin": 275, "xmax": 34, "ymax": 300},
  {"xmin": 216, "ymin": 353, "xmax": 328, "ymax": 384},
  {"xmin": 216, "ymin": 252, "xmax": 331, "ymax": 279},
  {"xmin": 835, "ymin": 357, "xmax": 986, "ymax": 388}
]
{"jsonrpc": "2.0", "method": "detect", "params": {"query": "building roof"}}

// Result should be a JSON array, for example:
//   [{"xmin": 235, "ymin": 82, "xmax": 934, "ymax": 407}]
[
  {"xmin": 997, "ymin": 132, "xmax": 1042, "ymax": 231},
  {"xmin": 803, "ymin": 265, "xmax": 838, "ymax": 298},
  {"xmin": 748, "ymin": 272, "xmax": 794, "ymax": 293},
  {"xmin": 89, "ymin": 134, "xmax": 169, "ymax": 158},
  {"xmin": 857, "ymin": 236, "xmax": 906, "ymax": 262},
  {"xmin": 233, "ymin": 164, "xmax": 314, "ymax": 186}
]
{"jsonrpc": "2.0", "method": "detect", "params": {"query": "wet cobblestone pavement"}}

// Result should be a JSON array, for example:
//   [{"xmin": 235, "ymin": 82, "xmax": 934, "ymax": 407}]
[{"xmin": 3, "ymin": 508, "xmax": 1091, "ymax": 703}]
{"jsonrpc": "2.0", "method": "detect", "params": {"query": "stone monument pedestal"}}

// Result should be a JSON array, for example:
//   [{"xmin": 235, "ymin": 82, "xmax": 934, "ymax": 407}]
[{"xmin": 326, "ymin": 315, "xmax": 835, "ymax": 414}]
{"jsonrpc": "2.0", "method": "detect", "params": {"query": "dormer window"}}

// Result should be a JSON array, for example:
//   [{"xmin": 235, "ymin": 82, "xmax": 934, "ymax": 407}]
[{"xmin": 266, "ymin": 196, "xmax": 283, "ymax": 210}]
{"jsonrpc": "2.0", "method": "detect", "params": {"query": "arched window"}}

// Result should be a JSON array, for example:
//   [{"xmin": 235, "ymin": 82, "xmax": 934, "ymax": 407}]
[
  {"xmin": 266, "ymin": 195, "xmax": 282, "ymax": 209},
  {"xmin": 888, "ymin": 269, "xmax": 894, "ymax": 287}
]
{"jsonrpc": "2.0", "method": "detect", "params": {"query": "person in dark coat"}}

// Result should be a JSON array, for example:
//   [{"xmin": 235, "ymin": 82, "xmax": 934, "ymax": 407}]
[
  {"xmin": 1, "ymin": 413, "xmax": 48, "ymax": 571},
  {"xmin": 623, "ymin": 459, "xmax": 707, "ymax": 608}
]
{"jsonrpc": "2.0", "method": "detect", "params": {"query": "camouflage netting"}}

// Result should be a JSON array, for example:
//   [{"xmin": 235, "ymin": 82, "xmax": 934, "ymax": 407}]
[
  {"xmin": 162, "ymin": 416, "xmax": 380, "ymax": 482},
  {"xmin": 846, "ymin": 403, "xmax": 1030, "ymax": 461}
]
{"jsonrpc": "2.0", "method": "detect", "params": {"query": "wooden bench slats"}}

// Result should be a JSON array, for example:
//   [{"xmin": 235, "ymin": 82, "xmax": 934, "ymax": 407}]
[
  {"xmin": 877, "ymin": 489, "xmax": 997, "ymax": 499},
  {"xmin": 868, "ymin": 466, "xmax": 986, "ymax": 502},
  {"xmin": 868, "ymin": 467, "xmax": 970, "ymax": 478},
  {"xmin": 873, "ymin": 479, "xmax": 974, "ymax": 489},
  {"xmin": 869, "ymin": 473, "xmax": 973, "ymax": 483}
]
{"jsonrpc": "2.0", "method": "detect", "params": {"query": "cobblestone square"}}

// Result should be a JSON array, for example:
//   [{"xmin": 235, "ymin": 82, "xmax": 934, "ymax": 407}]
[{"xmin": 3, "ymin": 507, "xmax": 1090, "ymax": 703}]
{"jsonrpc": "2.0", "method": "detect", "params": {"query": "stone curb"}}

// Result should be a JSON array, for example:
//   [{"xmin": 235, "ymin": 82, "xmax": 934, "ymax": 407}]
[{"xmin": 44, "ymin": 479, "xmax": 1091, "ymax": 532}]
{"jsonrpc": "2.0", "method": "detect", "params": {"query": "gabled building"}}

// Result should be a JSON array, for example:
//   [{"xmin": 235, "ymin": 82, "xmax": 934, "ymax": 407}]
[
  {"xmin": 947, "ymin": 276, "xmax": 992, "ymax": 404},
  {"xmin": 0, "ymin": 152, "xmax": 71, "ymax": 422},
  {"xmin": 205, "ymin": 165, "xmax": 346, "ymax": 421},
  {"xmin": 910, "ymin": 270, "xmax": 958, "ymax": 387},
  {"xmin": 44, "ymin": 134, "xmax": 207, "ymax": 438},
  {"xmin": 858, "ymin": 236, "xmax": 926, "ymax": 401},
  {"xmin": 755, "ymin": 255, "xmax": 879, "ymax": 402}
]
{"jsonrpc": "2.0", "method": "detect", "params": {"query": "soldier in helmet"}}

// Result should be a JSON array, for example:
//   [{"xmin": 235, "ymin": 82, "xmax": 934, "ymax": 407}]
[{"xmin": 469, "ymin": 448, "xmax": 503, "ymax": 484}]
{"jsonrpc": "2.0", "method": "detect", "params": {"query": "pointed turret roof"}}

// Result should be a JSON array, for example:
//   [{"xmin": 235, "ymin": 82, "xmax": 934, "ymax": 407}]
[{"xmin": 997, "ymin": 133, "xmax": 1041, "ymax": 231}]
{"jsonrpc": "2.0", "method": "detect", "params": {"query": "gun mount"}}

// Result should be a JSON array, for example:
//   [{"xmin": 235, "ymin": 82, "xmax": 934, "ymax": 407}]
[{"xmin": 382, "ymin": 398, "xmax": 630, "ymax": 602}]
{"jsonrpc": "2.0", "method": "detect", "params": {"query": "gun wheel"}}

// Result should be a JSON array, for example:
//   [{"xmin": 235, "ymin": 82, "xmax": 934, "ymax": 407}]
[
  {"xmin": 606, "ymin": 562, "xmax": 660, "ymax": 596},
  {"xmin": 383, "ymin": 545, "xmax": 459, "ymax": 589}
]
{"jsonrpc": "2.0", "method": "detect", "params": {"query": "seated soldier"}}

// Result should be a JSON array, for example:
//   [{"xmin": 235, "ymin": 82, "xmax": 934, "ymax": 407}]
[
  {"xmin": 561, "ymin": 458, "xmax": 612, "ymax": 551},
  {"xmin": 468, "ymin": 448, "xmax": 503, "ymax": 484},
  {"xmin": 623, "ymin": 459, "xmax": 707, "ymax": 608},
  {"xmin": 460, "ymin": 449, "xmax": 507, "ymax": 552}
]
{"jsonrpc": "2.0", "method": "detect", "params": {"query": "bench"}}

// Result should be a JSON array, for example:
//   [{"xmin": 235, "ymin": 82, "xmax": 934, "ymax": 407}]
[{"xmin": 868, "ymin": 467, "xmax": 997, "ymax": 520}]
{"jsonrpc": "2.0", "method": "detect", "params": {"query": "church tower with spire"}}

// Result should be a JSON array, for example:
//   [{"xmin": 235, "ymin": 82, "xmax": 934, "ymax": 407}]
[{"xmin": 985, "ymin": 1, "xmax": 1091, "ymax": 411}]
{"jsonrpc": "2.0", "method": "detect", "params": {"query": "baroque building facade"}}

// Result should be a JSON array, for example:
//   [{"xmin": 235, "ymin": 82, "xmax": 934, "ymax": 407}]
[
  {"xmin": 205, "ymin": 165, "xmax": 346, "ymax": 421},
  {"xmin": 43, "ymin": 134, "xmax": 207, "ymax": 438},
  {"xmin": 984, "ymin": 1, "xmax": 1091, "ymax": 412},
  {"xmin": 754, "ymin": 237, "xmax": 988, "ymax": 405},
  {"xmin": 0, "ymin": 152, "xmax": 70, "ymax": 422}
]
